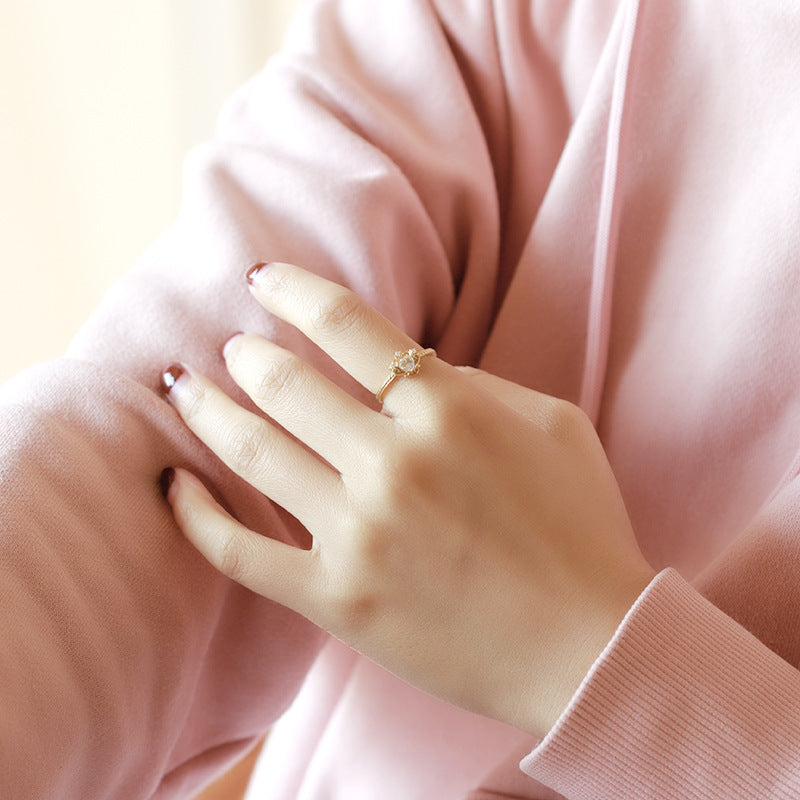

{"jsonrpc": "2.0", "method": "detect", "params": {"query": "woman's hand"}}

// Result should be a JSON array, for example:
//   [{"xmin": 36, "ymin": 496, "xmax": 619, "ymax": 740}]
[{"xmin": 160, "ymin": 261, "xmax": 655, "ymax": 738}]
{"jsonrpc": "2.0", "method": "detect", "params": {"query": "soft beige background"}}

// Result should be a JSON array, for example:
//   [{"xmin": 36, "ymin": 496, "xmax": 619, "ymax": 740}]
[{"xmin": 0, "ymin": 0, "xmax": 300, "ymax": 384}]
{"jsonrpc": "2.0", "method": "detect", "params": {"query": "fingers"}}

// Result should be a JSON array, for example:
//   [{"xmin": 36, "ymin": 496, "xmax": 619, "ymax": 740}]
[
  {"xmin": 164, "ymin": 468, "xmax": 313, "ymax": 609},
  {"xmin": 247, "ymin": 262, "xmax": 449, "ymax": 412},
  {"xmin": 162, "ymin": 363, "xmax": 344, "ymax": 533},
  {"xmin": 223, "ymin": 332, "xmax": 389, "ymax": 477}
]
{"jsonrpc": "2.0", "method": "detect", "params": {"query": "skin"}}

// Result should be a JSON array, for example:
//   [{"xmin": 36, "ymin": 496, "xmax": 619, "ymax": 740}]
[{"xmin": 162, "ymin": 261, "xmax": 655, "ymax": 740}]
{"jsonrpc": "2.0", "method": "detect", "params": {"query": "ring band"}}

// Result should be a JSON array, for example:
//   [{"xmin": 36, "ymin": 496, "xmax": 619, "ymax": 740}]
[{"xmin": 376, "ymin": 347, "xmax": 436, "ymax": 404}]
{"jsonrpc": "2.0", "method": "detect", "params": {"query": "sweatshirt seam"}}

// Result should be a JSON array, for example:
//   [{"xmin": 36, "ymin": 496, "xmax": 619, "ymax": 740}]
[
  {"xmin": 579, "ymin": 0, "xmax": 642, "ymax": 424},
  {"xmin": 488, "ymin": 0, "xmax": 515, "ymax": 318}
]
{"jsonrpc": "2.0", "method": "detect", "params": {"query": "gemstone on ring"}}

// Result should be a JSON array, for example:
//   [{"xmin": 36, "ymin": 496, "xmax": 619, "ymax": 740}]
[
  {"xmin": 376, "ymin": 347, "xmax": 436, "ymax": 403},
  {"xmin": 395, "ymin": 350, "xmax": 421, "ymax": 375}
]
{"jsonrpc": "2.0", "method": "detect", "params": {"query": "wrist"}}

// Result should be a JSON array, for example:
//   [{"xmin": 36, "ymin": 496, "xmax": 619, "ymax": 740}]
[{"xmin": 518, "ymin": 564, "xmax": 656, "ymax": 738}]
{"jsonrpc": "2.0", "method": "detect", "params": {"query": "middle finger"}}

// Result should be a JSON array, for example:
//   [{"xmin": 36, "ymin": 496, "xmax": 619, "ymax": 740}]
[{"xmin": 223, "ymin": 332, "xmax": 390, "ymax": 476}]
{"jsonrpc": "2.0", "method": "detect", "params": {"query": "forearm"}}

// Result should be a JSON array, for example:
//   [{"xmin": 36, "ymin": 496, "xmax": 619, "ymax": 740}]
[{"xmin": 0, "ymin": 1, "xmax": 509, "ymax": 795}]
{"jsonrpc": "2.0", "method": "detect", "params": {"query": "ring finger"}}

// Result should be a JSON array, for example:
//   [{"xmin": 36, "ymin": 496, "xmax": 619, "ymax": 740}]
[{"xmin": 162, "ymin": 363, "xmax": 344, "ymax": 533}]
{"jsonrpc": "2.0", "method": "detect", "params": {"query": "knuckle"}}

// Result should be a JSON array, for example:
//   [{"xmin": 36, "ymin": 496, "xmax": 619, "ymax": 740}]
[
  {"xmin": 218, "ymin": 530, "xmax": 246, "ymax": 582},
  {"xmin": 324, "ymin": 568, "xmax": 379, "ymax": 633},
  {"xmin": 255, "ymin": 353, "xmax": 302, "ymax": 403},
  {"xmin": 367, "ymin": 444, "xmax": 431, "ymax": 515},
  {"xmin": 227, "ymin": 421, "xmax": 272, "ymax": 474},
  {"xmin": 454, "ymin": 365, "xmax": 485, "ymax": 377},
  {"xmin": 539, "ymin": 397, "xmax": 589, "ymax": 442},
  {"xmin": 339, "ymin": 493, "xmax": 396, "ymax": 573},
  {"xmin": 354, "ymin": 517, "xmax": 394, "ymax": 569},
  {"xmin": 363, "ymin": 444, "xmax": 405, "ymax": 496},
  {"xmin": 310, "ymin": 290, "xmax": 364, "ymax": 336},
  {"xmin": 423, "ymin": 389, "xmax": 477, "ymax": 440}
]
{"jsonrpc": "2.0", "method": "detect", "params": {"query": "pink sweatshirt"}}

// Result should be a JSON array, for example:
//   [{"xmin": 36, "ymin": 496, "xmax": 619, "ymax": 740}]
[{"xmin": 3, "ymin": 0, "xmax": 800, "ymax": 797}]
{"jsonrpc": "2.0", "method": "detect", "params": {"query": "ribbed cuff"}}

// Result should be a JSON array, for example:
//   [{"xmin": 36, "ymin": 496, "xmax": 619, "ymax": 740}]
[{"xmin": 520, "ymin": 568, "xmax": 800, "ymax": 799}]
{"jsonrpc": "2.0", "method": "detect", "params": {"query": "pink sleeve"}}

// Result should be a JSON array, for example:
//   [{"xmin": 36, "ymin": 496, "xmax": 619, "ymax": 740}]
[
  {"xmin": 0, "ymin": 1, "xmax": 507, "ymax": 797},
  {"xmin": 521, "ymin": 477, "xmax": 800, "ymax": 798}
]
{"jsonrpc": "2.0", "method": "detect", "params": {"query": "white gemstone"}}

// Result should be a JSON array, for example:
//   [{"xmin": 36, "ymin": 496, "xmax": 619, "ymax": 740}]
[{"xmin": 397, "ymin": 353, "xmax": 416, "ymax": 373}]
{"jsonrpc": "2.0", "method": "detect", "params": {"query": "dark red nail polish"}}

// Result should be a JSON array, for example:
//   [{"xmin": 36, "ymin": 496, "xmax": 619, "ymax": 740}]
[
  {"xmin": 159, "ymin": 467, "xmax": 175, "ymax": 499},
  {"xmin": 161, "ymin": 364, "xmax": 185, "ymax": 393},
  {"xmin": 246, "ymin": 262, "xmax": 271, "ymax": 285}
]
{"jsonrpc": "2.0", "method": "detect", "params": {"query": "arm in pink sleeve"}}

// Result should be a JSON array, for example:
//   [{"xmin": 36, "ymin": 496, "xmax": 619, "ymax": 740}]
[
  {"xmin": 0, "ymin": 1, "xmax": 508, "ymax": 796},
  {"xmin": 521, "ymin": 477, "xmax": 800, "ymax": 798}
]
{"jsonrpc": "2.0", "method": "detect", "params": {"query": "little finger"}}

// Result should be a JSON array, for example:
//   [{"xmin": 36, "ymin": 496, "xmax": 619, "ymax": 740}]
[{"xmin": 162, "ymin": 467, "xmax": 315, "ymax": 609}]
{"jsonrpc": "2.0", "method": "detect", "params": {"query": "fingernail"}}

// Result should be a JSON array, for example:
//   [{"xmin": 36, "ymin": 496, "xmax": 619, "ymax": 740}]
[
  {"xmin": 161, "ymin": 364, "xmax": 186, "ymax": 394},
  {"xmin": 159, "ymin": 467, "xmax": 175, "ymax": 499},
  {"xmin": 222, "ymin": 332, "xmax": 243, "ymax": 361},
  {"xmin": 246, "ymin": 262, "xmax": 272, "ymax": 285}
]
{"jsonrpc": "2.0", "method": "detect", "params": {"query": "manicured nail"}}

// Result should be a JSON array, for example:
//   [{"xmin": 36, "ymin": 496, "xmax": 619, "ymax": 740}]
[
  {"xmin": 159, "ymin": 467, "xmax": 175, "ymax": 499},
  {"xmin": 161, "ymin": 364, "xmax": 185, "ymax": 394},
  {"xmin": 246, "ymin": 262, "xmax": 271, "ymax": 285},
  {"xmin": 222, "ymin": 332, "xmax": 243, "ymax": 361}
]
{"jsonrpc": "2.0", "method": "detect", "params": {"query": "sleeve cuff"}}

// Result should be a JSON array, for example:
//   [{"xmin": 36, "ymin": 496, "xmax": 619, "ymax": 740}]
[{"xmin": 520, "ymin": 568, "xmax": 800, "ymax": 799}]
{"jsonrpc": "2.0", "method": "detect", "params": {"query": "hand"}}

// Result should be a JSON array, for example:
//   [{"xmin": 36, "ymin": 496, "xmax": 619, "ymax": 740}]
[{"xmin": 160, "ymin": 261, "xmax": 655, "ymax": 737}]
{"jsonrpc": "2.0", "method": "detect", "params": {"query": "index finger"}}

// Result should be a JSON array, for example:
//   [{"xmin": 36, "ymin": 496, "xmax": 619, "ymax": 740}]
[{"xmin": 246, "ymin": 262, "xmax": 445, "ymax": 410}]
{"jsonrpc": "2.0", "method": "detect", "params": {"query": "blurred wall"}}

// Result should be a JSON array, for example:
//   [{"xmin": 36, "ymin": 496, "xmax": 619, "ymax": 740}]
[{"xmin": 0, "ymin": 0, "xmax": 300, "ymax": 383}]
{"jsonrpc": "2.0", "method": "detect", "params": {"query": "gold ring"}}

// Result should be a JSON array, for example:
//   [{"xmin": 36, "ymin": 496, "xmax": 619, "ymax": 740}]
[{"xmin": 375, "ymin": 347, "xmax": 436, "ymax": 404}]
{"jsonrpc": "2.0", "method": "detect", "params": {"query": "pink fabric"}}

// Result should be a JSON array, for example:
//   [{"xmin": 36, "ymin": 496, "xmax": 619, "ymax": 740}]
[
  {"xmin": 523, "ymin": 568, "xmax": 800, "ymax": 797},
  {"xmin": 4, "ymin": 0, "xmax": 800, "ymax": 797}
]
